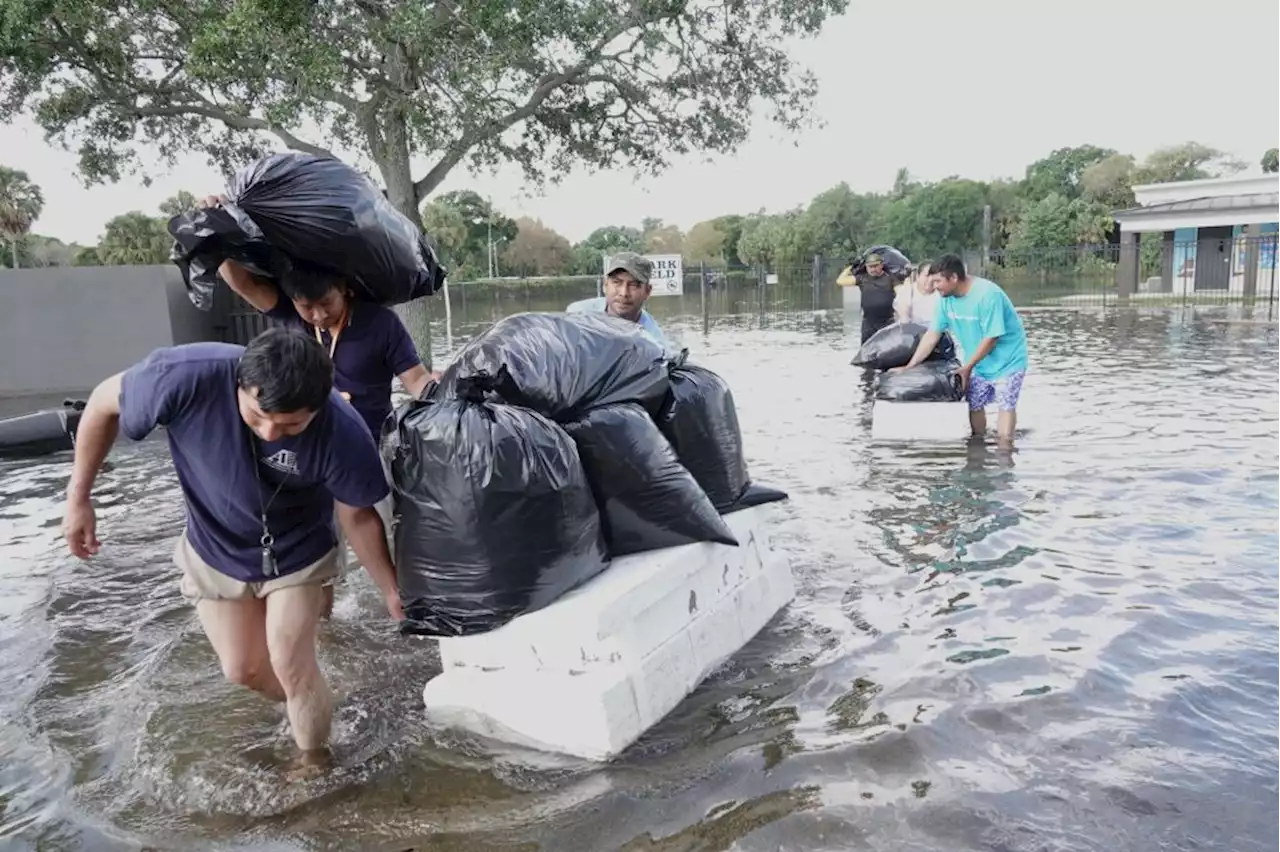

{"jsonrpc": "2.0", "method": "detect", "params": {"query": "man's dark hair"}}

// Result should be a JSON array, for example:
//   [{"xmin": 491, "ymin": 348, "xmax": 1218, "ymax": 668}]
[
  {"xmin": 930, "ymin": 253, "xmax": 967, "ymax": 279},
  {"xmin": 279, "ymin": 260, "xmax": 347, "ymax": 302},
  {"xmin": 237, "ymin": 327, "xmax": 334, "ymax": 413}
]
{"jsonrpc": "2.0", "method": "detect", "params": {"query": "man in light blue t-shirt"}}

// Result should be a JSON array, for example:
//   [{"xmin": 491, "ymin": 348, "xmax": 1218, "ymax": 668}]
[
  {"xmin": 895, "ymin": 253, "xmax": 1028, "ymax": 446},
  {"xmin": 566, "ymin": 252, "xmax": 671, "ymax": 353}
]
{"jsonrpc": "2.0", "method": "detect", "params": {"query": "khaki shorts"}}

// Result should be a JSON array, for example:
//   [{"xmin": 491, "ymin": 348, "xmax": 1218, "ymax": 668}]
[{"xmin": 175, "ymin": 533, "xmax": 341, "ymax": 602}]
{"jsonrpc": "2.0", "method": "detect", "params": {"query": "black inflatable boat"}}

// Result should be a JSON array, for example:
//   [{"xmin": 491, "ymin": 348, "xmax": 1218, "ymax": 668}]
[{"xmin": 0, "ymin": 400, "xmax": 85, "ymax": 459}]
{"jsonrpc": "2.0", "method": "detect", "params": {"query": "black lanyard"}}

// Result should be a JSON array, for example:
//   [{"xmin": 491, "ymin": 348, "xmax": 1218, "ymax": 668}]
[{"xmin": 249, "ymin": 432, "xmax": 291, "ymax": 576}]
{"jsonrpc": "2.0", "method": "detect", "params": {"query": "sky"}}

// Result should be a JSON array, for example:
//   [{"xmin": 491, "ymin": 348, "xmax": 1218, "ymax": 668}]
[{"xmin": 3, "ymin": 0, "xmax": 1277, "ymax": 247}]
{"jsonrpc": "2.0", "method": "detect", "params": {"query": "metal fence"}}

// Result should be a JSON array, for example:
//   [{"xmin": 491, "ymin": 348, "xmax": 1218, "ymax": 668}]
[{"xmin": 224, "ymin": 235, "xmax": 1279, "ymax": 350}]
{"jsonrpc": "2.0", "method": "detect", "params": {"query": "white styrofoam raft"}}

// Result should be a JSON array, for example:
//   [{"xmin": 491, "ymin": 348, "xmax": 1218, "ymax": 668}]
[
  {"xmin": 422, "ymin": 504, "xmax": 796, "ymax": 761},
  {"xmin": 871, "ymin": 399, "xmax": 971, "ymax": 441}
]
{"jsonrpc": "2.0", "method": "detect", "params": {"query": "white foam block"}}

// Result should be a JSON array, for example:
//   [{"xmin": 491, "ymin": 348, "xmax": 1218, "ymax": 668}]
[
  {"xmin": 421, "ymin": 504, "xmax": 795, "ymax": 761},
  {"xmin": 871, "ymin": 399, "xmax": 970, "ymax": 441}
]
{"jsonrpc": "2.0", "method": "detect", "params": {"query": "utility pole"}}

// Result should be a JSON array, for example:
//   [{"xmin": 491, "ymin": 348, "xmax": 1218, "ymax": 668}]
[
  {"xmin": 981, "ymin": 204, "xmax": 992, "ymax": 275},
  {"xmin": 487, "ymin": 214, "xmax": 494, "ymax": 278}
]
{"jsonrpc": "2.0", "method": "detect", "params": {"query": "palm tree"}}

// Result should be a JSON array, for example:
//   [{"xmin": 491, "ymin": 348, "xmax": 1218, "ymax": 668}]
[
  {"xmin": 98, "ymin": 212, "xmax": 172, "ymax": 265},
  {"xmin": 0, "ymin": 167, "xmax": 45, "ymax": 269}
]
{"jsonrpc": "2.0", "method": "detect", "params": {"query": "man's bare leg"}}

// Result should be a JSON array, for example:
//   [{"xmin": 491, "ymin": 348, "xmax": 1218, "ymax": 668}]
[
  {"xmin": 196, "ymin": 598, "xmax": 285, "ymax": 702},
  {"xmin": 969, "ymin": 407, "xmax": 988, "ymax": 438},
  {"xmin": 265, "ymin": 583, "xmax": 333, "ymax": 766},
  {"xmin": 996, "ymin": 410, "xmax": 1017, "ymax": 449}
]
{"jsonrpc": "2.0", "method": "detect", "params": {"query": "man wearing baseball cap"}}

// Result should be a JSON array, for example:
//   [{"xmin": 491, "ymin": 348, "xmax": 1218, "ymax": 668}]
[
  {"xmin": 853, "ymin": 251, "xmax": 904, "ymax": 344},
  {"xmin": 567, "ymin": 251, "xmax": 671, "ymax": 351}
]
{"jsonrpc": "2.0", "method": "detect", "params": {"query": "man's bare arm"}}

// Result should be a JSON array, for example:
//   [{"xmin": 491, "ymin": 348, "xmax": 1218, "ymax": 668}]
[
  {"xmin": 218, "ymin": 259, "xmax": 280, "ymax": 314},
  {"xmin": 397, "ymin": 364, "xmax": 436, "ymax": 399},
  {"xmin": 335, "ymin": 501, "xmax": 402, "ymax": 620},
  {"xmin": 901, "ymin": 330, "xmax": 942, "ymax": 370},
  {"xmin": 962, "ymin": 338, "xmax": 999, "ymax": 373},
  {"xmin": 67, "ymin": 373, "xmax": 123, "ymax": 505}
]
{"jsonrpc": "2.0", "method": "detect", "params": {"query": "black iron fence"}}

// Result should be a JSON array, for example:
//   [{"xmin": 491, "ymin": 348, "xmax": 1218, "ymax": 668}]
[{"xmin": 224, "ymin": 235, "xmax": 1279, "ymax": 348}]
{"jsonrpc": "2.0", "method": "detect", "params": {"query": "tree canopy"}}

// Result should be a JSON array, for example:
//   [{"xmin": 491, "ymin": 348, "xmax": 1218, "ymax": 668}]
[
  {"xmin": 0, "ymin": 166, "xmax": 45, "ymax": 268},
  {"xmin": 0, "ymin": 0, "xmax": 848, "ymax": 220}
]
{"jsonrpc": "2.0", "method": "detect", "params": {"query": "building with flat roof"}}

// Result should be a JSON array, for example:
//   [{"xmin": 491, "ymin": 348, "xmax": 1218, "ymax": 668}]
[{"xmin": 1112, "ymin": 174, "xmax": 1278, "ymax": 299}]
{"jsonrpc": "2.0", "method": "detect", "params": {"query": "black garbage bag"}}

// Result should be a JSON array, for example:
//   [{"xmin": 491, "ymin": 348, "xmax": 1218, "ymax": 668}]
[
  {"xmin": 168, "ymin": 152, "xmax": 446, "ymax": 310},
  {"xmin": 385, "ymin": 386, "xmax": 609, "ymax": 637},
  {"xmin": 440, "ymin": 312, "xmax": 670, "ymax": 420},
  {"xmin": 563, "ymin": 403, "xmax": 738, "ymax": 557},
  {"xmin": 723, "ymin": 482, "xmax": 790, "ymax": 514},
  {"xmin": 875, "ymin": 359, "xmax": 965, "ymax": 402},
  {"xmin": 852, "ymin": 322, "xmax": 956, "ymax": 370},
  {"xmin": 850, "ymin": 244, "xmax": 911, "ymax": 278},
  {"xmin": 168, "ymin": 207, "xmax": 289, "ymax": 311},
  {"xmin": 657, "ymin": 359, "xmax": 749, "ymax": 510}
]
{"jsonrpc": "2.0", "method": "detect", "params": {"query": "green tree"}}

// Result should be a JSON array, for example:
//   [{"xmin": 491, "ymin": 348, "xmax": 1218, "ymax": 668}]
[
  {"xmin": 801, "ymin": 183, "xmax": 885, "ymax": 259},
  {"xmin": 1261, "ymin": 147, "xmax": 1278, "ymax": 174},
  {"xmin": 876, "ymin": 179, "xmax": 989, "ymax": 261},
  {"xmin": 890, "ymin": 167, "xmax": 921, "ymax": 200},
  {"xmin": 736, "ymin": 211, "xmax": 812, "ymax": 266},
  {"xmin": 641, "ymin": 219, "xmax": 684, "ymax": 254},
  {"xmin": 983, "ymin": 178, "xmax": 1024, "ymax": 251},
  {"xmin": 1008, "ymin": 193, "xmax": 1113, "ymax": 258},
  {"xmin": 419, "ymin": 191, "xmax": 516, "ymax": 279},
  {"xmin": 1080, "ymin": 153, "xmax": 1138, "ymax": 210},
  {"xmin": 567, "ymin": 225, "xmax": 644, "ymax": 275},
  {"xmin": 1022, "ymin": 145, "xmax": 1117, "ymax": 202},
  {"xmin": 0, "ymin": 166, "xmax": 44, "ymax": 269},
  {"xmin": 1, "ymin": 0, "xmax": 847, "ymax": 222},
  {"xmin": 73, "ymin": 245, "xmax": 101, "ymax": 266},
  {"xmin": 23, "ymin": 234, "xmax": 76, "ymax": 267},
  {"xmin": 1135, "ymin": 142, "xmax": 1245, "ymax": 183},
  {"xmin": 711, "ymin": 216, "xmax": 747, "ymax": 267},
  {"xmin": 502, "ymin": 217, "xmax": 572, "ymax": 277},
  {"xmin": 159, "ymin": 190, "xmax": 200, "ymax": 218},
  {"xmin": 420, "ymin": 199, "xmax": 471, "ymax": 278},
  {"xmin": 682, "ymin": 220, "xmax": 727, "ymax": 264},
  {"xmin": 97, "ymin": 211, "xmax": 171, "ymax": 265}
]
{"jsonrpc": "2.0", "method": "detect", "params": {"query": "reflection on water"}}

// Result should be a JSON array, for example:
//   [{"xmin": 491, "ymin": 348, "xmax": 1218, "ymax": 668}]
[{"xmin": 0, "ymin": 304, "xmax": 1277, "ymax": 851}]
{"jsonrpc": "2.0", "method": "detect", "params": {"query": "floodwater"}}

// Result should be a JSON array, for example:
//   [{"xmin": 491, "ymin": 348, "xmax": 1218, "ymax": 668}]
[{"xmin": 0, "ymin": 302, "xmax": 1277, "ymax": 851}]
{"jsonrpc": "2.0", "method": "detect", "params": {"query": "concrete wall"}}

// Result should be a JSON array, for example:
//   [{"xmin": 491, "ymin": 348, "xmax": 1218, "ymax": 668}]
[{"xmin": 0, "ymin": 265, "xmax": 229, "ymax": 397}]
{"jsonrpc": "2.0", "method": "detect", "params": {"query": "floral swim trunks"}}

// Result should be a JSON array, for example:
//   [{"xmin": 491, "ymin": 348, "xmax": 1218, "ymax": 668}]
[{"xmin": 967, "ymin": 369, "xmax": 1026, "ymax": 412}]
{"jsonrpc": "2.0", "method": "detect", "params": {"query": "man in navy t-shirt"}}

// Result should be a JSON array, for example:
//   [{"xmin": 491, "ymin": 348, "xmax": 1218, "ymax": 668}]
[
  {"xmin": 203, "ymin": 194, "xmax": 435, "ymax": 611},
  {"xmin": 61, "ymin": 327, "xmax": 400, "ymax": 775}
]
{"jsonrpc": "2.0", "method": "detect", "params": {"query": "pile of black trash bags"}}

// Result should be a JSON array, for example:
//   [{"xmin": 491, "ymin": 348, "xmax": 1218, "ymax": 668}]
[
  {"xmin": 852, "ymin": 322, "xmax": 965, "ymax": 402},
  {"xmin": 167, "ymin": 152, "xmax": 446, "ymax": 309},
  {"xmin": 384, "ymin": 313, "xmax": 789, "ymax": 638}
]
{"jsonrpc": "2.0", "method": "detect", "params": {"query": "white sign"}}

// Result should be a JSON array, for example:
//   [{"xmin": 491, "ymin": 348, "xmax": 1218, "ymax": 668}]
[{"xmin": 645, "ymin": 254, "xmax": 684, "ymax": 296}]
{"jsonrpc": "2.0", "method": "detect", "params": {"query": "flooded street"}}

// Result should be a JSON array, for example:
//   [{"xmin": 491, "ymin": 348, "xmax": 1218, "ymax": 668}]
[{"xmin": 0, "ymin": 304, "xmax": 1277, "ymax": 851}]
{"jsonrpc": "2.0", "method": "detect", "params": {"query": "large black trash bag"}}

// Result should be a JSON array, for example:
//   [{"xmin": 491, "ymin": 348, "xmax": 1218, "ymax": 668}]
[
  {"xmin": 875, "ymin": 359, "xmax": 965, "ymax": 402},
  {"xmin": 440, "ymin": 312, "xmax": 670, "ymax": 420},
  {"xmin": 168, "ymin": 152, "xmax": 446, "ymax": 309},
  {"xmin": 657, "ymin": 357, "xmax": 749, "ymax": 510},
  {"xmin": 168, "ymin": 207, "xmax": 287, "ymax": 310},
  {"xmin": 849, "ymin": 244, "xmax": 911, "ymax": 277},
  {"xmin": 386, "ymin": 384, "xmax": 609, "ymax": 637},
  {"xmin": 852, "ymin": 322, "xmax": 956, "ymax": 370},
  {"xmin": 656, "ymin": 352, "xmax": 788, "ymax": 514},
  {"xmin": 563, "ymin": 403, "xmax": 738, "ymax": 557}
]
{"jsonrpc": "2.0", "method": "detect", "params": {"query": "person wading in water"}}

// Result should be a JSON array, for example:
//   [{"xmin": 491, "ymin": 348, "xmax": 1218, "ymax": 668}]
[
  {"xmin": 855, "ymin": 252, "xmax": 904, "ymax": 344},
  {"xmin": 62, "ymin": 328, "xmax": 400, "ymax": 778}
]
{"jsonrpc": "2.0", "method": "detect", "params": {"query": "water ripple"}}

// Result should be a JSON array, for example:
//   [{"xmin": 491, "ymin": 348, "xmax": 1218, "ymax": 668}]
[{"xmin": 0, "ymin": 306, "xmax": 1275, "ymax": 850}]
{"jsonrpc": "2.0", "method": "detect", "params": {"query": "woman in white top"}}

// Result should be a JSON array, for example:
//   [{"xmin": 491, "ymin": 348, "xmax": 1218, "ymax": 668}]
[{"xmin": 894, "ymin": 262, "xmax": 940, "ymax": 326}]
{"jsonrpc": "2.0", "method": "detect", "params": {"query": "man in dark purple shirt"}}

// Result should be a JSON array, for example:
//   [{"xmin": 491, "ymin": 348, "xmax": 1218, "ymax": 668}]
[{"xmin": 61, "ymin": 327, "xmax": 400, "ymax": 776}]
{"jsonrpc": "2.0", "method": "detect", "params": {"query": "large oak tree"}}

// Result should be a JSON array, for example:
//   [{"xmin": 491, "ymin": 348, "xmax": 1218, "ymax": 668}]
[{"xmin": 0, "ymin": 0, "xmax": 847, "ymax": 221}]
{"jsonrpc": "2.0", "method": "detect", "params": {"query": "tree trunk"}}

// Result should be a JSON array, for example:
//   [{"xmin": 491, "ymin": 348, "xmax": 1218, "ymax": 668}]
[
  {"xmin": 10, "ymin": 237, "xmax": 18, "ymax": 270},
  {"xmin": 370, "ymin": 107, "xmax": 432, "ymax": 367}
]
